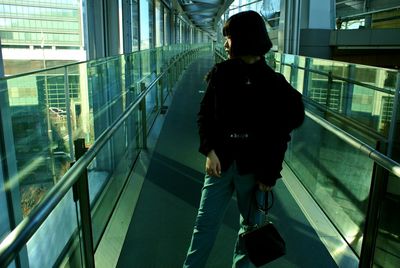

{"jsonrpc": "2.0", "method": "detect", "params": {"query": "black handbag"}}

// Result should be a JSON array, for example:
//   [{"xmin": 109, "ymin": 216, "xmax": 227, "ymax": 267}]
[{"xmin": 239, "ymin": 191, "xmax": 286, "ymax": 267}]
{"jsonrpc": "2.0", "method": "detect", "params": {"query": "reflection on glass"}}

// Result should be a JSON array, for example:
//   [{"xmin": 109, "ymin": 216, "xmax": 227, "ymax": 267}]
[
  {"xmin": 140, "ymin": 0, "xmax": 150, "ymax": 49},
  {"xmin": 1, "ymin": 43, "xmax": 205, "ymax": 267},
  {"xmin": 286, "ymin": 117, "xmax": 374, "ymax": 255},
  {"xmin": 155, "ymin": 0, "xmax": 163, "ymax": 47},
  {"xmin": 5, "ymin": 67, "xmax": 74, "ymax": 217}
]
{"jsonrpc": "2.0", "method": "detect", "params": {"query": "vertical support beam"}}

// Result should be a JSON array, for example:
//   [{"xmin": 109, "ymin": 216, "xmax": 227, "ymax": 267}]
[
  {"xmin": 104, "ymin": 0, "xmax": 121, "ymax": 56},
  {"xmin": 122, "ymin": 0, "xmax": 133, "ymax": 54},
  {"xmin": 302, "ymin": 57, "xmax": 311, "ymax": 97},
  {"xmin": 387, "ymin": 72, "xmax": 400, "ymax": 158},
  {"xmin": 64, "ymin": 67, "xmax": 75, "ymax": 161},
  {"xmin": 73, "ymin": 139, "xmax": 95, "ymax": 268},
  {"xmin": 279, "ymin": 0, "xmax": 301, "ymax": 54},
  {"xmin": 359, "ymin": 155, "xmax": 388, "ymax": 268},
  {"xmin": 0, "ymin": 38, "xmax": 4, "ymax": 78},
  {"xmin": 343, "ymin": 64, "xmax": 355, "ymax": 115},
  {"xmin": 151, "ymin": 0, "xmax": 156, "ymax": 49},
  {"xmin": 279, "ymin": 54, "xmax": 285, "ymax": 75},
  {"xmin": 326, "ymin": 71, "xmax": 333, "ymax": 109},
  {"xmin": 84, "ymin": 0, "xmax": 120, "ymax": 59},
  {"xmin": 138, "ymin": 82, "xmax": 147, "ymax": 149},
  {"xmin": 290, "ymin": 56, "xmax": 299, "ymax": 88},
  {"xmin": 84, "ymin": 0, "xmax": 106, "ymax": 60}
]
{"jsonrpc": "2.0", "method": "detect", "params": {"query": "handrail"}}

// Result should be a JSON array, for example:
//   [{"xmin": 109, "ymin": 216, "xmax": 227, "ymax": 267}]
[
  {"xmin": 339, "ymin": 5, "xmax": 400, "ymax": 21},
  {"xmin": 278, "ymin": 61, "xmax": 396, "ymax": 95},
  {"xmin": 0, "ymin": 43, "xmax": 204, "ymax": 81},
  {"xmin": 0, "ymin": 47, "xmax": 196, "ymax": 266},
  {"xmin": 303, "ymin": 97, "xmax": 388, "ymax": 143},
  {"xmin": 305, "ymin": 110, "xmax": 400, "ymax": 178}
]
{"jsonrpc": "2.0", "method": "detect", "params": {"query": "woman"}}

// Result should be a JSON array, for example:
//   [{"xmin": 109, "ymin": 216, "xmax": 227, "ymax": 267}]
[{"xmin": 183, "ymin": 10, "xmax": 304, "ymax": 268}]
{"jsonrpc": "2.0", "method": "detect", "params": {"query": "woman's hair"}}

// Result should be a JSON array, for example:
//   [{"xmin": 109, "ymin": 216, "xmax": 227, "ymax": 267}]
[{"xmin": 223, "ymin": 10, "xmax": 272, "ymax": 56}]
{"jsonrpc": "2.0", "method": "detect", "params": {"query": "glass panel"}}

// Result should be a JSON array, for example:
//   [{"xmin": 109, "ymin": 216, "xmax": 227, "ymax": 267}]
[
  {"xmin": 3, "ymin": 67, "xmax": 72, "ymax": 219},
  {"xmin": 145, "ymin": 73, "xmax": 158, "ymax": 133},
  {"xmin": 131, "ymin": 0, "xmax": 139, "ymax": 52},
  {"xmin": 140, "ymin": 0, "xmax": 150, "ymax": 50},
  {"xmin": 0, "ymin": 43, "xmax": 203, "ymax": 266},
  {"xmin": 286, "ymin": 116, "xmax": 375, "ymax": 255},
  {"xmin": 374, "ymin": 170, "xmax": 400, "ymax": 267},
  {"xmin": 82, "ymin": 54, "xmax": 142, "ymax": 249},
  {"xmin": 66, "ymin": 63, "xmax": 93, "ymax": 146},
  {"xmin": 281, "ymin": 63, "xmax": 291, "ymax": 84},
  {"xmin": 294, "ymin": 56, "xmax": 306, "ymax": 94},
  {"xmin": 0, "ymin": 173, "xmax": 9, "ymax": 241},
  {"xmin": 273, "ymin": 52, "xmax": 281, "ymax": 72},
  {"xmin": 26, "ymin": 189, "xmax": 82, "ymax": 267},
  {"xmin": 303, "ymin": 57, "xmax": 397, "ymax": 139}
]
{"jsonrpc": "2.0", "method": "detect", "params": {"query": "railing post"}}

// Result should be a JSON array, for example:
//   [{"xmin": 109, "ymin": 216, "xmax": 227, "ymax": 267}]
[
  {"xmin": 326, "ymin": 71, "xmax": 333, "ymax": 109},
  {"xmin": 279, "ymin": 54, "xmax": 285, "ymax": 74},
  {"xmin": 359, "ymin": 155, "xmax": 389, "ymax": 268},
  {"xmin": 167, "ymin": 66, "xmax": 172, "ymax": 94},
  {"xmin": 387, "ymin": 72, "xmax": 400, "ymax": 157},
  {"xmin": 343, "ymin": 64, "xmax": 355, "ymax": 115},
  {"xmin": 159, "ymin": 67, "xmax": 164, "ymax": 105},
  {"xmin": 178, "ymin": 56, "xmax": 182, "ymax": 76},
  {"xmin": 158, "ymin": 67, "xmax": 168, "ymax": 114},
  {"xmin": 290, "ymin": 57, "xmax": 299, "ymax": 89},
  {"xmin": 64, "ymin": 67, "xmax": 75, "ymax": 161},
  {"xmin": 73, "ymin": 139, "xmax": 95, "ymax": 268},
  {"xmin": 174, "ymin": 59, "xmax": 177, "ymax": 85},
  {"xmin": 302, "ymin": 57, "xmax": 311, "ymax": 98},
  {"xmin": 289, "ymin": 63, "xmax": 294, "ymax": 85},
  {"xmin": 138, "ymin": 82, "xmax": 147, "ymax": 149}
]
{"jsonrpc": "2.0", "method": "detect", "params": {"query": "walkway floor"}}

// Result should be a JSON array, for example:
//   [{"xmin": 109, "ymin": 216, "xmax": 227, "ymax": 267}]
[{"xmin": 116, "ymin": 55, "xmax": 337, "ymax": 267}]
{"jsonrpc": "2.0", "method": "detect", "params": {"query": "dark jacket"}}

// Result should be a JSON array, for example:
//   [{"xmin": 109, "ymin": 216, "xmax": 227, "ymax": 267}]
[{"xmin": 198, "ymin": 57, "xmax": 304, "ymax": 186}]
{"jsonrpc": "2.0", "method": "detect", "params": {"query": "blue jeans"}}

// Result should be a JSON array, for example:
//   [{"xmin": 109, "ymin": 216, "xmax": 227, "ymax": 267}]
[{"xmin": 183, "ymin": 162, "xmax": 265, "ymax": 268}]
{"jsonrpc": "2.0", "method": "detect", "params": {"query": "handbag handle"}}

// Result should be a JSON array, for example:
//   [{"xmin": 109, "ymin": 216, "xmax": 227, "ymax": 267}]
[
  {"xmin": 259, "ymin": 190, "xmax": 274, "ymax": 213},
  {"xmin": 245, "ymin": 189, "xmax": 274, "ymax": 224}
]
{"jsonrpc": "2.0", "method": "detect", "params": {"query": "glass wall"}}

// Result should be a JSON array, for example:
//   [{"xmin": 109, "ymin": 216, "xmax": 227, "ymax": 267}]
[
  {"xmin": 278, "ymin": 51, "xmax": 400, "ymax": 267},
  {"xmin": 273, "ymin": 53, "xmax": 398, "ymax": 147},
  {"xmin": 131, "ymin": 0, "xmax": 140, "ymax": 51},
  {"xmin": 140, "ymin": 0, "xmax": 151, "ymax": 50},
  {"xmin": 164, "ymin": 8, "xmax": 170, "ymax": 45},
  {"xmin": 0, "ymin": 43, "xmax": 206, "ymax": 267},
  {"xmin": 0, "ymin": 0, "xmax": 207, "ymax": 265},
  {"xmin": 155, "ymin": 0, "xmax": 164, "ymax": 47}
]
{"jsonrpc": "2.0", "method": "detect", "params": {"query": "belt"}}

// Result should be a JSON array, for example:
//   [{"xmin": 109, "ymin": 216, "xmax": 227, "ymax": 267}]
[{"xmin": 229, "ymin": 133, "xmax": 249, "ymax": 139}]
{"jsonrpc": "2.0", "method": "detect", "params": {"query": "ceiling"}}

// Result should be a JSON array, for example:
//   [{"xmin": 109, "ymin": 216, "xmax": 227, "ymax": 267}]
[{"xmin": 177, "ymin": 0, "xmax": 233, "ymax": 38}]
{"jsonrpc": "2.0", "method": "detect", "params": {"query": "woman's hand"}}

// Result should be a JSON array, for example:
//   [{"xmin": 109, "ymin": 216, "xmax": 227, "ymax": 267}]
[
  {"xmin": 257, "ymin": 181, "xmax": 272, "ymax": 192},
  {"xmin": 206, "ymin": 150, "xmax": 221, "ymax": 177}
]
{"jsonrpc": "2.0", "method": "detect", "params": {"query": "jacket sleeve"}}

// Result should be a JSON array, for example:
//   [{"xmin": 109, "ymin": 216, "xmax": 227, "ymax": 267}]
[
  {"xmin": 256, "ymin": 74, "xmax": 305, "ymax": 187},
  {"xmin": 197, "ymin": 66, "xmax": 218, "ymax": 156},
  {"xmin": 277, "ymin": 73, "xmax": 305, "ymax": 131}
]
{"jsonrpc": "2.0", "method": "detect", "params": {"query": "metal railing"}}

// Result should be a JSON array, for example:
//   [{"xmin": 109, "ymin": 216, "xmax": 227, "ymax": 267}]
[
  {"xmin": 303, "ymin": 110, "xmax": 400, "ymax": 267},
  {"xmin": 0, "ymin": 45, "xmax": 208, "ymax": 267}
]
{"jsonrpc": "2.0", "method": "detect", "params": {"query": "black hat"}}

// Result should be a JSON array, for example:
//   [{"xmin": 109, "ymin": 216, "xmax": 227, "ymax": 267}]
[{"xmin": 223, "ymin": 10, "xmax": 272, "ymax": 56}]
